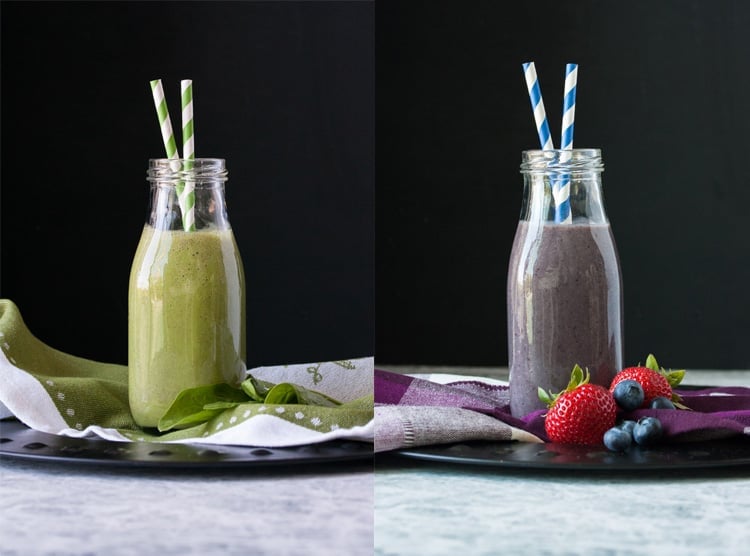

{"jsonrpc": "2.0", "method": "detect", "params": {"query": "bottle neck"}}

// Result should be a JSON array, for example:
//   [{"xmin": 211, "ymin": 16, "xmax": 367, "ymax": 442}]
[
  {"xmin": 519, "ymin": 149, "xmax": 608, "ymax": 224},
  {"xmin": 146, "ymin": 158, "xmax": 230, "ymax": 231}
]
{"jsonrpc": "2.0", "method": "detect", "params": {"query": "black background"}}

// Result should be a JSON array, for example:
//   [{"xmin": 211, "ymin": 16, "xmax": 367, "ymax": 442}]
[
  {"xmin": 376, "ymin": 0, "xmax": 750, "ymax": 369},
  {"xmin": 4, "ymin": 1, "xmax": 750, "ymax": 373},
  {"xmin": 1, "ymin": 1, "xmax": 374, "ymax": 367}
]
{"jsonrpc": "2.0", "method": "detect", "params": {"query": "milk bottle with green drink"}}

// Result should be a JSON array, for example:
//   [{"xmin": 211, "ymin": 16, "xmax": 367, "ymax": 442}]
[{"xmin": 128, "ymin": 158, "xmax": 246, "ymax": 428}]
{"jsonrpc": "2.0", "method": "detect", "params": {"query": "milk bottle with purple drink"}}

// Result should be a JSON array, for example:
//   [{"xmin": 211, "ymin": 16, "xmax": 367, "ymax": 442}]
[{"xmin": 507, "ymin": 149, "xmax": 623, "ymax": 417}]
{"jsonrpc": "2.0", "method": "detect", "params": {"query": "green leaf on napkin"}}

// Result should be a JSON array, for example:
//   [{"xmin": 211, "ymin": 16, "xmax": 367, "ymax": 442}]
[
  {"xmin": 157, "ymin": 383, "xmax": 249, "ymax": 432},
  {"xmin": 202, "ymin": 401, "xmax": 243, "ymax": 410},
  {"xmin": 265, "ymin": 382, "xmax": 341, "ymax": 407},
  {"xmin": 240, "ymin": 375, "xmax": 274, "ymax": 401},
  {"xmin": 157, "ymin": 375, "xmax": 342, "ymax": 432}
]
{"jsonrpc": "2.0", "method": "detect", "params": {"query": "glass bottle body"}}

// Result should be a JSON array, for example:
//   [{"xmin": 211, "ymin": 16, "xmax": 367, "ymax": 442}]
[
  {"xmin": 128, "ymin": 159, "xmax": 246, "ymax": 428},
  {"xmin": 507, "ymin": 149, "xmax": 623, "ymax": 417}
]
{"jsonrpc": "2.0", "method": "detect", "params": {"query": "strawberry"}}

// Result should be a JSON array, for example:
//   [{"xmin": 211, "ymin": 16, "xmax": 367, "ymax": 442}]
[
  {"xmin": 538, "ymin": 365, "xmax": 617, "ymax": 446},
  {"xmin": 609, "ymin": 354, "xmax": 685, "ymax": 408},
  {"xmin": 611, "ymin": 368, "xmax": 671, "ymax": 404}
]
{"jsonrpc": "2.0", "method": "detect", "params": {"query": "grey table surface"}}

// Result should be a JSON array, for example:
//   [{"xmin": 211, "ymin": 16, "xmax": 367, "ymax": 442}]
[
  {"xmin": 374, "ymin": 366, "xmax": 750, "ymax": 556},
  {"xmin": 3, "ymin": 367, "xmax": 750, "ymax": 556},
  {"xmin": 0, "ymin": 442, "xmax": 373, "ymax": 556}
]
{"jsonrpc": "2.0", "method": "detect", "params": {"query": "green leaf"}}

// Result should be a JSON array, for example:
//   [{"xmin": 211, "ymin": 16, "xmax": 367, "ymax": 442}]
[
  {"xmin": 645, "ymin": 354, "xmax": 659, "ymax": 371},
  {"xmin": 203, "ymin": 401, "xmax": 243, "ymax": 411},
  {"xmin": 264, "ymin": 383, "xmax": 298, "ymax": 404},
  {"xmin": 156, "ymin": 376, "xmax": 343, "ymax": 433},
  {"xmin": 157, "ymin": 383, "xmax": 250, "ymax": 432},
  {"xmin": 567, "ymin": 364, "xmax": 584, "ymax": 390},
  {"xmin": 538, "ymin": 387, "xmax": 553, "ymax": 407},
  {"xmin": 241, "ymin": 375, "xmax": 275, "ymax": 402},
  {"xmin": 564, "ymin": 364, "xmax": 589, "ymax": 391},
  {"xmin": 665, "ymin": 369, "xmax": 685, "ymax": 387},
  {"xmin": 581, "ymin": 366, "xmax": 591, "ymax": 386},
  {"xmin": 265, "ymin": 382, "xmax": 341, "ymax": 407},
  {"xmin": 158, "ymin": 407, "xmax": 223, "ymax": 432}
]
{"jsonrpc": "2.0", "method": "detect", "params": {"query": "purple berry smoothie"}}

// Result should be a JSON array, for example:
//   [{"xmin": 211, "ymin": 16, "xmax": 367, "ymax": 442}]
[{"xmin": 507, "ymin": 220, "xmax": 623, "ymax": 417}]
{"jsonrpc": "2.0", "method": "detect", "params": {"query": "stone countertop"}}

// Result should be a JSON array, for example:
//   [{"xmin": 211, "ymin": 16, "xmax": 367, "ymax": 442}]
[
  {"xmin": 374, "ymin": 367, "xmax": 750, "ymax": 556},
  {"xmin": 0, "ymin": 453, "xmax": 373, "ymax": 555}
]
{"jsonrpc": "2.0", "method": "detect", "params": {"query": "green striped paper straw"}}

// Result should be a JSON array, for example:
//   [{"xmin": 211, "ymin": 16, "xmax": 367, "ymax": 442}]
[
  {"xmin": 150, "ymin": 79, "xmax": 179, "ymax": 161},
  {"xmin": 180, "ymin": 79, "xmax": 196, "ymax": 231},
  {"xmin": 149, "ymin": 79, "xmax": 190, "ymax": 231}
]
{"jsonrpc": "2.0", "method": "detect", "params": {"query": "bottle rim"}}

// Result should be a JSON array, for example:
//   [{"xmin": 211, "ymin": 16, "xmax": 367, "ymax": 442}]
[
  {"xmin": 147, "ymin": 158, "xmax": 228, "ymax": 183},
  {"xmin": 520, "ymin": 148, "xmax": 603, "ymax": 173}
]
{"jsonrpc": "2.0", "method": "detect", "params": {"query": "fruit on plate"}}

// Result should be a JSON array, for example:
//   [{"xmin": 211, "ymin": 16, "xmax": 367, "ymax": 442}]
[
  {"xmin": 649, "ymin": 396, "xmax": 676, "ymax": 409},
  {"xmin": 618, "ymin": 420, "xmax": 637, "ymax": 436},
  {"xmin": 539, "ymin": 365, "xmax": 617, "ymax": 446},
  {"xmin": 603, "ymin": 416, "xmax": 664, "ymax": 452},
  {"xmin": 603, "ymin": 426, "xmax": 632, "ymax": 452},
  {"xmin": 632, "ymin": 417, "xmax": 664, "ymax": 446},
  {"xmin": 611, "ymin": 379, "xmax": 645, "ymax": 411},
  {"xmin": 609, "ymin": 354, "xmax": 686, "ymax": 408}
]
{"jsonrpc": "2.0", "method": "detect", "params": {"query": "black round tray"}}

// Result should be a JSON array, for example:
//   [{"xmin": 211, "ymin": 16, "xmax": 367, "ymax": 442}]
[
  {"xmin": 0, "ymin": 419, "xmax": 372, "ymax": 469},
  {"xmin": 395, "ymin": 436, "xmax": 750, "ymax": 471}
]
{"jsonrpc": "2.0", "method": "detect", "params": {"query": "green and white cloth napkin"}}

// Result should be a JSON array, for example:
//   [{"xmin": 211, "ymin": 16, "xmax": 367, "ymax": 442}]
[{"xmin": 0, "ymin": 299, "xmax": 374, "ymax": 447}]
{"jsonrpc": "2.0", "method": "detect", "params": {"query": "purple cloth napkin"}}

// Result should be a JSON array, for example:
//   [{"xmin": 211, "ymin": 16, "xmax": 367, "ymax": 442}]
[
  {"xmin": 374, "ymin": 369, "xmax": 750, "ymax": 452},
  {"xmin": 374, "ymin": 370, "xmax": 544, "ymax": 452}
]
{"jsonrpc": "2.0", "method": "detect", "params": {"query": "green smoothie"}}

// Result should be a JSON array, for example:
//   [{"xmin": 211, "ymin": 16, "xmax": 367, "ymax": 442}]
[{"xmin": 128, "ymin": 224, "xmax": 246, "ymax": 428}]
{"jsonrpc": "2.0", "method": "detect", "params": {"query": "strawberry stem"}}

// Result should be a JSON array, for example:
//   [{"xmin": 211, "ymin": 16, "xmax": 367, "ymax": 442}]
[
  {"xmin": 538, "ymin": 364, "xmax": 590, "ymax": 408},
  {"xmin": 538, "ymin": 387, "xmax": 553, "ymax": 406}
]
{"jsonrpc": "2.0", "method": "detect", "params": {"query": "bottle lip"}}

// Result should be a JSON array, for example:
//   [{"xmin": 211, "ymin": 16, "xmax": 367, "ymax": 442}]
[
  {"xmin": 520, "ymin": 148, "xmax": 604, "ymax": 173},
  {"xmin": 147, "ymin": 158, "xmax": 227, "ymax": 183},
  {"xmin": 149, "ymin": 157, "xmax": 225, "ymax": 164}
]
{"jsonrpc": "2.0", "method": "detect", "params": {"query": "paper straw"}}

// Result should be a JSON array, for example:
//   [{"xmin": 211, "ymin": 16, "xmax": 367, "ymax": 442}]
[
  {"xmin": 150, "ymin": 79, "xmax": 179, "ymax": 161},
  {"xmin": 180, "ymin": 79, "xmax": 196, "ymax": 232},
  {"xmin": 181, "ymin": 80, "xmax": 195, "ymax": 162},
  {"xmin": 555, "ymin": 63, "xmax": 578, "ymax": 224},
  {"xmin": 561, "ymin": 64, "xmax": 577, "ymax": 154},
  {"xmin": 149, "ymin": 79, "xmax": 190, "ymax": 231},
  {"xmin": 522, "ymin": 62, "xmax": 554, "ymax": 151}
]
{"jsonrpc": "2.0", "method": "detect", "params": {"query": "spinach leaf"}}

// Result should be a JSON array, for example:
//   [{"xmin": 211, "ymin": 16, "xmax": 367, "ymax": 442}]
[
  {"xmin": 203, "ymin": 401, "xmax": 243, "ymax": 410},
  {"xmin": 156, "ymin": 375, "xmax": 343, "ymax": 433},
  {"xmin": 157, "ymin": 383, "xmax": 249, "ymax": 432},
  {"xmin": 240, "ymin": 375, "xmax": 275, "ymax": 401},
  {"xmin": 265, "ymin": 382, "xmax": 341, "ymax": 407}
]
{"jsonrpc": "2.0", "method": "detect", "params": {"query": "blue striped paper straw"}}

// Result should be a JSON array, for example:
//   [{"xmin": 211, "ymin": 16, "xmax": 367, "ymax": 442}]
[
  {"xmin": 556, "ymin": 63, "xmax": 578, "ymax": 223},
  {"xmin": 522, "ymin": 62, "xmax": 554, "ymax": 151}
]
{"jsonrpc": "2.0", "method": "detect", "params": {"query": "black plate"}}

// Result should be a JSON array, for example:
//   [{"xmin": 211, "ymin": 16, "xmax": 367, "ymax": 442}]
[
  {"xmin": 395, "ymin": 436, "xmax": 750, "ymax": 470},
  {"xmin": 0, "ymin": 419, "xmax": 372, "ymax": 468}
]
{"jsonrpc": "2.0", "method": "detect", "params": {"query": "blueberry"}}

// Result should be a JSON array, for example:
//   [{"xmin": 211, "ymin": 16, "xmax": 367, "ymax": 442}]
[
  {"xmin": 618, "ymin": 420, "xmax": 637, "ymax": 435},
  {"xmin": 612, "ymin": 380, "xmax": 645, "ymax": 411},
  {"xmin": 603, "ymin": 427, "xmax": 632, "ymax": 452},
  {"xmin": 650, "ymin": 396, "xmax": 675, "ymax": 410},
  {"xmin": 633, "ymin": 417, "xmax": 663, "ymax": 446}
]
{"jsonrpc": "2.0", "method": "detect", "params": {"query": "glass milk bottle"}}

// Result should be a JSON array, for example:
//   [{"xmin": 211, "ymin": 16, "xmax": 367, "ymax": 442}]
[
  {"xmin": 128, "ymin": 158, "xmax": 246, "ymax": 428},
  {"xmin": 507, "ymin": 149, "xmax": 623, "ymax": 417}
]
